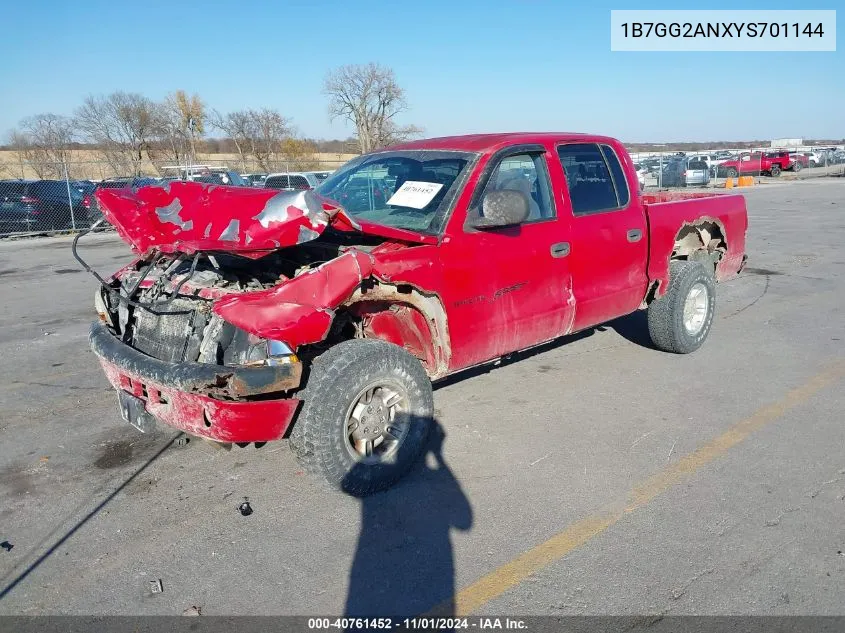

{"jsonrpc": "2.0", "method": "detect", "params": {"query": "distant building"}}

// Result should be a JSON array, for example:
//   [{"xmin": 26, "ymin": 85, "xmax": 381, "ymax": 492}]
[{"xmin": 771, "ymin": 138, "xmax": 803, "ymax": 148}]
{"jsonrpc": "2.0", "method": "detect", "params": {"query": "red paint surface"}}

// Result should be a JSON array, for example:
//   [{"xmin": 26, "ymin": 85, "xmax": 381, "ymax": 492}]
[
  {"xmin": 643, "ymin": 192, "xmax": 748, "ymax": 287},
  {"xmin": 96, "ymin": 182, "xmax": 332, "ymax": 256},
  {"xmin": 718, "ymin": 152, "xmax": 782, "ymax": 175},
  {"xmin": 100, "ymin": 360, "xmax": 299, "ymax": 442}
]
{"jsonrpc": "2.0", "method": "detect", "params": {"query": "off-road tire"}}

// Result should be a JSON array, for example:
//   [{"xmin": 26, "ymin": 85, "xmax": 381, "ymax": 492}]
[
  {"xmin": 647, "ymin": 260, "xmax": 716, "ymax": 354},
  {"xmin": 770, "ymin": 164, "xmax": 782, "ymax": 177},
  {"xmin": 288, "ymin": 339, "xmax": 433, "ymax": 496},
  {"xmin": 726, "ymin": 167, "xmax": 738, "ymax": 178}
]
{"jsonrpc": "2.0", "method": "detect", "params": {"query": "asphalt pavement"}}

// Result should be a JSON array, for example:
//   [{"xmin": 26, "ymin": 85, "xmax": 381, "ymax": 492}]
[{"xmin": 0, "ymin": 179, "xmax": 843, "ymax": 616}]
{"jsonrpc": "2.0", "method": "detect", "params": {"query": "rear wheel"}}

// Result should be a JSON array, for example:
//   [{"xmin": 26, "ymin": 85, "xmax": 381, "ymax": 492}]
[
  {"xmin": 647, "ymin": 260, "xmax": 716, "ymax": 354},
  {"xmin": 726, "ymin": 167, "xmax": 738, "ymax": 178},
  {"xmin": 289, "ymin": 339, "xmax": 433, "ymax": 496},
  {"xmin": 793, "ymin": 162, "xmax": 803, "ymax": 172}
]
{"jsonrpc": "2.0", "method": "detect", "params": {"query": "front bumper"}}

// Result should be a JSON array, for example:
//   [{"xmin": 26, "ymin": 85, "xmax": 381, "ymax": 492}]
[{"xmin": 90, "ymin": 322, "xmax": 302, "ymax": 442}]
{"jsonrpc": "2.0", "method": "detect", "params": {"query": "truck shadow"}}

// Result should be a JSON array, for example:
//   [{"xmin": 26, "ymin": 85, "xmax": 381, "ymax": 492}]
[
  {"xmin": 434, "ymin": 310, "xmax": 653, "ymax": 390},
  {"xmin": 344, "ymin": 418, "xmax": 472, "ymax": 619}
]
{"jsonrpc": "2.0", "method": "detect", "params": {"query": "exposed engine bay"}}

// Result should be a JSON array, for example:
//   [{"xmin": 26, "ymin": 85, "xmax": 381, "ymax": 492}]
[{"xmin": 96, "ymin": 229, "xmax": 387, "ymax": 373}]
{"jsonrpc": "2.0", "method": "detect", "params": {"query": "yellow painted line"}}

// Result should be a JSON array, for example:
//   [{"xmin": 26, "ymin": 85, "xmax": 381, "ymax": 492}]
[{"xmin": 445, "ymin": 360, "xmax": 845, "ymax": 616}]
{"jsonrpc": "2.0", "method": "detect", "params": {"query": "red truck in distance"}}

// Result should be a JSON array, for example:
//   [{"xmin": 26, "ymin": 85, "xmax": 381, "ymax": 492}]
[
  {"xmin": 85, "ymin": 133, "xmax": 749, "ymax": 495},
  {"xmin": 718, "ymin": 152, "xmax": 791, "ymax": 177}
]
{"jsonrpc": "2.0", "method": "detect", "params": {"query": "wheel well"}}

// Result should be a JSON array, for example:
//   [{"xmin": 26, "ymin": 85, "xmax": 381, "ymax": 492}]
[
  {"xmin": 296, "ymin": 281, "xmax": 451, "ymax": 380},
  {"xmin": 671, "ymin": 220, "xmax": 727, "ymax": 273}
]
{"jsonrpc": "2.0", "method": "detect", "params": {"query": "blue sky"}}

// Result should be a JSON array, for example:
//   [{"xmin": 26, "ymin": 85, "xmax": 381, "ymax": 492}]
[{"xmin": 1, "ymin": 0, "xmax": 841, "ymax": 142}]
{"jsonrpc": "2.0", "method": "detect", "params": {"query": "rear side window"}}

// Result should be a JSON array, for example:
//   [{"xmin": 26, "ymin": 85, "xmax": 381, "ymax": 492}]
[
  {"xmin": 557, "ymin": 143, "xmax": 627, "ymax": 215},
  {"xmin": 288, "ymin": 175, "xmax": 311, "ymax": 190},
  {"xmin": 599, "ymin": 145, "xmax": 629, "ymax": 207},
  {"xmin": 264, "ymin": 176, "xmax": 290, "ymax": 189},
  {"xmin": 34, "ymin": 181, "xmax": 66, "ymax": 197}
]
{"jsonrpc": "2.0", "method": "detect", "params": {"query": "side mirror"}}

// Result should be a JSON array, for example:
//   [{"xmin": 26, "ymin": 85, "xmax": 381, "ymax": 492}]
[{"xmin": 468, "ymin": 189, "xmax": 530, "ymax": 230}]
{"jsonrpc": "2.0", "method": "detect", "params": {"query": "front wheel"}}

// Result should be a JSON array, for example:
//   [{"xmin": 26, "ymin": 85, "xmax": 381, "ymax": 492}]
[
  {"xmin": 647, "ymin": 260, "xmax": 716, "ymax": 354},
  {"xmin": 726, "ymin": 167, "xmax": 738, "ymax": 178},
  {"xmin": 770, "ymin": 164, "xmax": 782, "ymax": 177},
  {"xmin": 289, "ymin": 339, "xmax": 433, "ymax": 496}
]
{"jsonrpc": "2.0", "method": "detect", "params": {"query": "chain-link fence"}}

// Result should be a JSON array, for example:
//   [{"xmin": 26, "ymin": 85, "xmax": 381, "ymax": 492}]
[
  {"xmin": 3, "ymin": 145, "xmax": 844, "ymax": 238},
  {"xmin": 0, "ymin": 156, "xmax": 352, "ymax": 238},
  {"xmin": 630, "ymin": 144, "xmax": 845, "ymax": 192}
]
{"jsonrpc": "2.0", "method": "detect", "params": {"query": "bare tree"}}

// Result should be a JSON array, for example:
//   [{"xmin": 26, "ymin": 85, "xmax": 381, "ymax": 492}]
[
  {"xmin": 210, "ymin": 108, "xmax": 294, "ymax": 171},
  {"xmin": 9, "ymin": 114, "xmax": 76, "ymax": 178},
  {"xmin": 209, "ymin": 109, "xmax": 253, "ymax": 171},
  {"xmin": 324, "ymin": 63, "xmax": 421, "ymax": 153},
  {"xmin": 149, "ymin": 91, "xmax": 206, "ymax": 171},
  {"xmin": 250, "ymin": 108, "xmax": 293, "ymax": 171},
  {"xmin": 75, "ymin": 92, "xmax": 157, "ymax": 176}
]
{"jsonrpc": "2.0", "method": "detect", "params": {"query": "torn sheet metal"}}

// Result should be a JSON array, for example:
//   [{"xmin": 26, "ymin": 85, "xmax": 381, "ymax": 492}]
[
  {"xmin": 95, "ymin": 182, "xmax": 330, "ymax": 257},
  {"xmin": 96, "ymin": 181, "xmax": 436, "ymax": 258},
  {"xmin": 213, "ymin": 250, "xmax": 375, "ymax": 349}
]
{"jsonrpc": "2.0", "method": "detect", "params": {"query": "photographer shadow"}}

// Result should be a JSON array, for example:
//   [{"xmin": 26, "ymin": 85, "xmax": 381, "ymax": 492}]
[{"xmin": 344, "ymin": 418, "xmax": 472, "ymax": 619}]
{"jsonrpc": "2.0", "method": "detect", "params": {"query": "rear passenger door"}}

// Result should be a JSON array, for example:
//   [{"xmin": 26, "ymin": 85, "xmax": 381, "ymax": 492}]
[{"xmin": 556, "ymin": 143, "xmax": 649, "ymax": 331}]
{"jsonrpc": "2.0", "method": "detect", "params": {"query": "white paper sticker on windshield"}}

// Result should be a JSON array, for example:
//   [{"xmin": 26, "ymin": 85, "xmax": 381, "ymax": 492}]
[{"xmin": 387, "ymin": 181, "xmax": 443, "ymax": 209}]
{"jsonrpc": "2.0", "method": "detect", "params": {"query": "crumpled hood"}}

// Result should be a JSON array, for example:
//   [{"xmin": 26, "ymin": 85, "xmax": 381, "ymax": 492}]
[
  {"xmin": 95, "ymin": 181, "xmax": 437, "ymax": 257},
  {"xmin": 95, "ymin": 182, "xmax": 334, "ymax": 257}
]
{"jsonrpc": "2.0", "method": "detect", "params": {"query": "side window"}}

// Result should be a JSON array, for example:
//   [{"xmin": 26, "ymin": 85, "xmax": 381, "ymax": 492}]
[
  {"xmin": 481, "ymin": 153, "xmax": 554, "ymax": 221},
  {"xmin": 289, "ymin": 176, "xmax": 310, "ymax": 190},
  {"xmin": 557, "ymin": 143, "xmax": 624, "ymax": 215},
  {"xmin": 600, "ymin": 144, "xmax": 630, "ymax": 207},
  {"xmin": 264, "ymin": 176, "xmax": 289, "ymax": 189}
]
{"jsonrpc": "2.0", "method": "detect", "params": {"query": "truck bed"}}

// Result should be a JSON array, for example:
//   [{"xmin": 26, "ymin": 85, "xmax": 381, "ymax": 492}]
[{"xmin": 642, "ymin": 190, "xmax": 748, "ymax": 286}]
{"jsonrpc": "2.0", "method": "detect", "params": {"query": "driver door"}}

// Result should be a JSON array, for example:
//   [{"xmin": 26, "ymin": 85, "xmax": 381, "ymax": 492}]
[{"xmin": 439, "ymin": 146, "xmax": 575, "ymax": 371}]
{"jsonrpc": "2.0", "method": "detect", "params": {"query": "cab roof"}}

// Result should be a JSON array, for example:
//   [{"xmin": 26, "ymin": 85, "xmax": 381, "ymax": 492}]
[{"xmin": 387, "ymin": 132, "xmax": 618, "ymax": 154}]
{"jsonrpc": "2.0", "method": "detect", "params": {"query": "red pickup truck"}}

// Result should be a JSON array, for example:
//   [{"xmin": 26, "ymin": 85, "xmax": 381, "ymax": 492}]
[
  {"xmin": 718, "ymin": 152, "xmax": 789, "ymax": 177},
  {"xmin": 85, "ymin": 133, "xmax": 748, "ymax": 495}
]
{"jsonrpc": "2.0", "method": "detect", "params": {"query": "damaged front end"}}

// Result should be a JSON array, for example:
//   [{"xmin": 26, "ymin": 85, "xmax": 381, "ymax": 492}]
[{"xmin": 84, "ymin": 182, "xmax": 422, "ymax": 443}]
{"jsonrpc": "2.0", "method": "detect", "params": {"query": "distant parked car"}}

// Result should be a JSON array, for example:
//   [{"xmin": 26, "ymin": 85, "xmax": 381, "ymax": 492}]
[
  {"xmin": 89, "ymin": 177, "xmax": 159, "ymax": 225},
  {"xmin": 0, "ymin": 179, "xmax": 89, "ymax": 233},
  {"xmin": 71, "ymin": 180, "xmax": 97, "ymax": 197},
  {"xmin": 717, "ymin": 153, "xmax": 782, "ymax": 177},
  {"xmin": 764, "ymin": 151, "xmax": 794, "ymax": 172},
  {"xmin": 301, "ymin": 170, "xmax": 333, "ymax": 185},
  {"xmin": 632, "ymin": 163, "xmax": 647, "ymax": 190},
  {"xmin": 787, "ymin": 152, "xmax": 809, "ymax": 171},
  {"xmin": 160, "ymin": 165, "xmax": 248, "ymax": 186},
  {"xmin": 241, "ymin": 173, "xmax": 268, "ymax": 187},
  {"xmin": 661, "ymin": 157, "xmax": 710, "ymax": 187},
  {"xmin": 96, "ymin": 177, "xmax": 159, "ymax": 191},
  {"xmin": 707, "ymin": 154, "xmax": 735, "ymax": 171},
  {"xmin": 263, "ymin": 172, "xmax": 319, "ymax": 191},
  {"xmin": 806, "ymin": 149, "xmax": 836, "ymax": 168}
]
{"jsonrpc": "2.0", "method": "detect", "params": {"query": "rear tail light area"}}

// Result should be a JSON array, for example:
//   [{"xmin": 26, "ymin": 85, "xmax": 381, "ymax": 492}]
[
  {"xmin": 82, "ymin": 195, "xmax": 91, "ymax": 209},
  {"xmin": 20, "ymin": 196, "xmax": 40, "ymax": 204}
]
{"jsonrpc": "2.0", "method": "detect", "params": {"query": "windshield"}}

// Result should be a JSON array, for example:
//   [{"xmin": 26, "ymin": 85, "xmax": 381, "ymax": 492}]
[{"xmin": 317, "ymin": 150, "xmax": 475, "ymax": 233}]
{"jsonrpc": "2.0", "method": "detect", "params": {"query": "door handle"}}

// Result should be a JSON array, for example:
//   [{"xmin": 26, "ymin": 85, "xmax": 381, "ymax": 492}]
[
  {"xmin": 627, "ymin": 229, "xmax": 643, "ymax": 243},
  {"xmin": 550, "ymin": 242, "xmax": 570, "ymax": 258}
]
